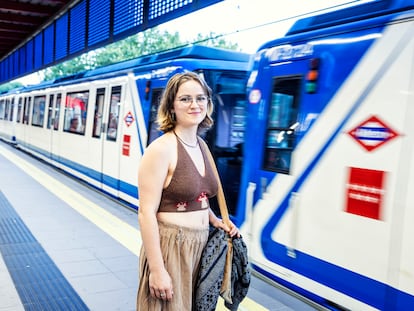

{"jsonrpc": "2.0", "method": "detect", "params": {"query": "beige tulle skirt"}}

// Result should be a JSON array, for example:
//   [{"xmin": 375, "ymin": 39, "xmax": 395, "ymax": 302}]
[{"xmin": 136, "ymin": 221, "xmax": 209, "ymax": 311}]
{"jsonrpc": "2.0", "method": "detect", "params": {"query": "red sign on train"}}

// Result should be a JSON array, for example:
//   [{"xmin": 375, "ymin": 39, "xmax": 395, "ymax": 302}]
[
  {"xmin": 348, "ymin": 115, "xmax": 399, "ymax": 152},
  {"xmin": 345, "ymin": 167, "xmax": 385, "ymax": 220},
  {"xmin": 122, "ymin": 135, "xmax": 131, "ymax": 156}
]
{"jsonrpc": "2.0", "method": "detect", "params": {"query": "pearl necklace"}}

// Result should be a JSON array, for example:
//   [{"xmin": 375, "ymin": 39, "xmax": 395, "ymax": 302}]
[{"xmin": 173, "ymin": 130, "xmax": 199, "ymax": 148}]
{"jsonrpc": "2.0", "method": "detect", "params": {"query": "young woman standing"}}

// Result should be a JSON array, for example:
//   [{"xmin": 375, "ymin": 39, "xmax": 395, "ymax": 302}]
[{"xmin": 136, "ymin": 72, "xmax": 239, "ymax": 310}]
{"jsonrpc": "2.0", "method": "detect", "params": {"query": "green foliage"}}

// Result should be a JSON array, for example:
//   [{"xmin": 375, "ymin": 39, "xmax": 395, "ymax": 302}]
[
  {"xmin": 93, "ymin": 28, "xmax": 185, "ymax": 68},
  {"xmin": 42, "ymin": 53, "xmax": 95, "ymax": 81},
  {"xmin": 194, "ymin": 32, "xmax": 240, "ymax": 51},
  {"xmin": 0, "ymin": 81, "xmax": 23, "ymax": 94},
  {"xmin": 41, "ymin": 27, "xmax": 239, "ymax": 81}
]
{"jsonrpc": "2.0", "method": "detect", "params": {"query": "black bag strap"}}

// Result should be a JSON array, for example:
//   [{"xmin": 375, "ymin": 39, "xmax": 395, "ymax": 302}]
[{"xmin": 199, "ymin": 138, "xmax": 231, "ymax": 228}]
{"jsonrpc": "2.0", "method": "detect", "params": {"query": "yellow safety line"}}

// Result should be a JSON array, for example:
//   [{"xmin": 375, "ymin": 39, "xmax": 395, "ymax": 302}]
[
  {"xmin": 0, "ymin": 144, "xmax": 142, "ymax": 255},
  {"xmin": 216, "ymin": 298, "xmax": 269, "ymax": 311},
  {"xmin": 0, "ymin": 144, "xmax": 269, "ymax": 311}
]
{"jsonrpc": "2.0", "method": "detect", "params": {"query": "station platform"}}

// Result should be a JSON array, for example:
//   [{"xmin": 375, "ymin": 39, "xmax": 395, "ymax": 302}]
[{"xmin": 0, "ymin": 140, "xmax": 321, "ymax": 311}]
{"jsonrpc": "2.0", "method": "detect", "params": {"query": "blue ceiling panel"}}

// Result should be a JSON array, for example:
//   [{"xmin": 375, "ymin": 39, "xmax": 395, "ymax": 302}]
[
  {"xmin": 19, "ymin": 47, "xmax": 26, "ymax": 76},
  {"xmin": 25, "ymin": 40, "xmax": 34, "ymax": 72},
  {"xmin": 69, "ymin": 0, "xmax": 87, "ymax": 54},
  {"xmin": 114, "ymin": 0, "xmax": 145, "ymax": 35},
  {"xmin": 55, "ymin": 13, "xmax": 69, "ymax": 61},
  {"xmin": 88, "ymin": 0, "xmax": 111, "ymax": 46},
  {"xmin": 44, "ymin": 24, "xmax": 55, "ymax": 66},
  {"xmin": 34, "ymin": 33, "xmax": 43, "ymax": 70}
]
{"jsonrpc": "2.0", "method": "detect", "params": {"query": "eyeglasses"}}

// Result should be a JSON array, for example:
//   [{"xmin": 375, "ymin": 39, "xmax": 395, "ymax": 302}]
[{"xmin": 176, "ymin": 95, "xmax": 209, "ymax": 105}]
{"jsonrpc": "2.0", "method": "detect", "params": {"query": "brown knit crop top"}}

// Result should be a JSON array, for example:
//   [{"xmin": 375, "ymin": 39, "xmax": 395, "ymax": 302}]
[{"xmin": 157, "ymin": 136, "xmax": 218, "ymax": 213}]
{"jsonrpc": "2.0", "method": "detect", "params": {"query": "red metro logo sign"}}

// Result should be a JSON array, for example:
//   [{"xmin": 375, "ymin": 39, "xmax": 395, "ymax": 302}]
[{"xmin": 348, "ymin": 115, "xmax": 400, "ymax": 152}]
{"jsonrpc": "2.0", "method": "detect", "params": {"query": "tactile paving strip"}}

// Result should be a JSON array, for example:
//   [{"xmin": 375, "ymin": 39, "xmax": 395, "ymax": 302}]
[{"xmin": 0, "ymin": 191, "xmax": 89, "ymax": 310}]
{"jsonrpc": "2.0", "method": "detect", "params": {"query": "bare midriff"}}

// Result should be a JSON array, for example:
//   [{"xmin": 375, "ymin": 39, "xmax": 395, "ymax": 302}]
[{"xmin": 157, "ymin": 209, "xmax": 210, "ymax": 229}]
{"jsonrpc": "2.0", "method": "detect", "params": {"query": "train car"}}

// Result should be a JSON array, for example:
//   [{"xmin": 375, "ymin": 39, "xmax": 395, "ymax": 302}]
[
  {"xmin": 237, "ymin": 0, "xmax": 414, "ymax": 310},
  {"xmin": 0, "ymin": 45, "xmax": 251, "ymax": 211}
]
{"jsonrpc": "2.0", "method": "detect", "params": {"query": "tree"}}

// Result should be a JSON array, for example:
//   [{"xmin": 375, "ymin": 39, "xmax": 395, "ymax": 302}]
[
  {"xmin": 0, "ymin": 81, "xmax": 23, "ymax": 94},
  {"xmin": 41, "ymin": 27, "xmax": 239, "ymax": 81},
  {"xmin": 42, "ymin": 53, "xmax": 95, "ymax": 81},
  {"xmin": 93, "ymin": 28, "xmax": 184, "ymax": 68},
  {"xmin": 194, "ymin": 32, "xmax": 240, "ymax": 51}
]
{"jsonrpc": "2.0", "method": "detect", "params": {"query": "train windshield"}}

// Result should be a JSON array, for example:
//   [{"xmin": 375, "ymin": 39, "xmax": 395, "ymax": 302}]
[
  {"xmin": 203, "ymin": 71, "xmax": 249, "ymax": 215},
  {"xmin": 263, "ymin": 76, "xmax": 301, "ymax": 174}
]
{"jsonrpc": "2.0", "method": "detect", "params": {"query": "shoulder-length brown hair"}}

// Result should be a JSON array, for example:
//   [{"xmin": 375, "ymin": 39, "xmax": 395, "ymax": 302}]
[{"xmin": 157, "ymin": 71, "xmax": 214, "ymax": 133}]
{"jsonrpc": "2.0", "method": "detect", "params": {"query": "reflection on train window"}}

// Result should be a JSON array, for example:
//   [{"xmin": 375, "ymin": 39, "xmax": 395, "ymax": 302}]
[
  {"xmin": 0, "ymin": 99, "xmax": 3, "ymax": 119},
  {"xmin": 0, "ymin": 99, "xmax": 4, "ymax": 119},
  {"xmin": 93, "ymin": 88, "xmax": 105, "ymax": 138},
  {"xmin": 17, "ymin": 97, "xmax": 23, "ymax": 123},
  {"xmin": 23, "ymin": 97, "xmax": 31, "ymax": 124},
  {"xmin": 213, "ymin": 72, "xmax": 248, "ymax": 149},
  {"xmin": 47, "ymin": 95, "xmax": 54, "ymax": 129},
  {"xmin": 263, "ymin": 76, "xmax": 301, "ymax": 174},
  {"xmin": 2, "ymin": 99, "xmax": 6, "ymax": 120},
  {"xmin": 106, "ymin": 86, "xmax": 121, "ymax": 141},
  {"xmin": 64, "ymin": 91, "xmax": 89, "ymax": 134},
  {"xmin": 147, "ymin": 88, "xmax": 163, "ymax": 145},
  {"xmin": 4, "ymin": 98, "xmax": 10, "ymax": 120},
  {"xmin": 32, "ymin": 95, "xmax": 46, "ymax": 127},
  {"xmin": 10, "ymin": 98, "xmax": 15, "ymax": 121},
  {"xmin": 263, "ymin": 142, "xmax": 292, "ymax": 174},
  {"xmin": 215, "ymin": 95, "xmax": 247, "ymax": 148},
  {"xmin": 54, "ymin": 94, "xmax": 61, "ymax": 130}
]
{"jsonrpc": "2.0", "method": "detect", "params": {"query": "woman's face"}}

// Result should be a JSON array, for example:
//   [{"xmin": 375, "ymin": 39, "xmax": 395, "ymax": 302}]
[{"xmin": 173, "ymin": 80, "xmax": 208, "ymax": 128}]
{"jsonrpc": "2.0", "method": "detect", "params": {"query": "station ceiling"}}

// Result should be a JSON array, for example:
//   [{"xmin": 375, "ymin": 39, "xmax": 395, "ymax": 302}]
[
  {"xmin": 0, "ymin": 0, "xmax": 223, "ymax": 84},
  {"xmin": 0, "ymin": 0, "xmax": 72, "ymax": 60}
]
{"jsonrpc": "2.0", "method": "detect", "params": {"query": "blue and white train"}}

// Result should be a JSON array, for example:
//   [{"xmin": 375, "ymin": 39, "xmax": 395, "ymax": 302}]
[
  {"xmin": 0, "ymin": 45, "xmax": 251, "ymax": 213},
  {"xmin": 1, "ymin": 0, "xmax": 414, "ymax": 309},
  {"xmin": 238, "ymin": 0, "xmax": 414, "ymax": 310}
]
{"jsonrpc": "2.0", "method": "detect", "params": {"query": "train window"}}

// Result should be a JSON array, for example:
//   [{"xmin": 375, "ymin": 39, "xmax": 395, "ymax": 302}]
[
  {"xmin": 9, "ymin": 98, "xmax": 15, "ymax": 121},
  {"xmin": 263, "ymin": 76, "xmax": 301, "ymax": 174},
  {"xmin": 64, "ymin": 91, "xmax": 89, "ymax": 134},
  {"xmin": 32, "ymin": 95, "xmax": 46, "ymax": 127},
  {"xmin": 16, "ymin": 98, "xmax": 23, "ymax": 123},
  {"xmin": 215, "ymin": 96, "xmax": 247, "ymax": 148},
  {"xmin": 147, "ymin": 88, "xmax": 163, "ymax": 145},
  {"xmin": 0, "ymin": 99, "xmax": 4, "ymax": 119},
  {"xmin": 23, "ymin": 97, "xmax": 31, "ymax": 124},
  {"xmin": 4, "ymin": 98, "xmax": 9, "ymax": 120},
  {"xmin": 54, "ymin": 94, "xmax": 61, "ymax": 130},
  {"xmin": 46, "ymin": 95, "xmax": 54, "ymax": 129},
  {"xmin": 106, "ymin": 86, "xmax": 121, "ymax": 141},
  {"xmin": 92, "ymin": 88, "xmax": 105, "ymax": 138}
]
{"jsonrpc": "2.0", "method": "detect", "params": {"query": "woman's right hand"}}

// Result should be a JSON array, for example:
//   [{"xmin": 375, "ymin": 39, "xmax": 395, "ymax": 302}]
[{"xmin": 149, "ymin": 268, "xmax": 174, "ymax": 301}]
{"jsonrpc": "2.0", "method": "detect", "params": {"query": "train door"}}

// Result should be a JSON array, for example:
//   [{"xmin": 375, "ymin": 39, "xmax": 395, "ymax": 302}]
[
  {"xmin": 88, "ymin": 87, "xmax": 106, "ymax": 187},
  {"xmin": 21, "ymin": 95, "xmax": 32, "ymax": 149},
  {"xmin": 100, "ymin": 85, "xmax": 123, "ymax": 196},
  {"xmin": 240, "ymin": 58, "xmax": 308, "ymax": 258},
  {"xmin": 46, "ymin": 92, "xmax": 62, "ymax": 161},
  {"xmin": 14, "ymin": 95, "xmax": 24, "ymax": 143},
  {"xmin": 9, "ymin": 96, "xmax": 16, "ymax": 142}
]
